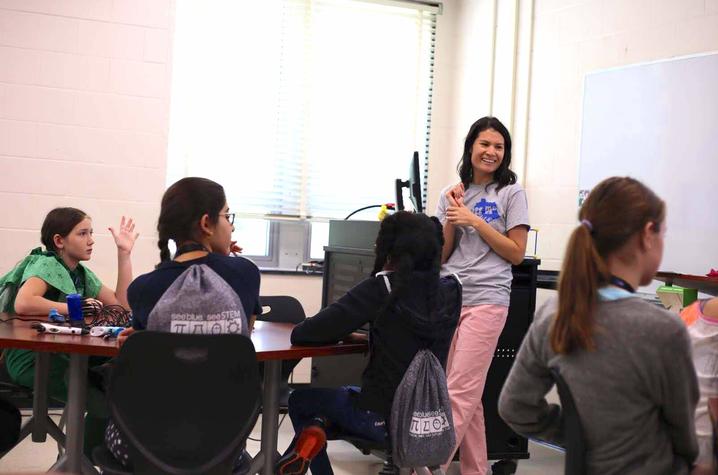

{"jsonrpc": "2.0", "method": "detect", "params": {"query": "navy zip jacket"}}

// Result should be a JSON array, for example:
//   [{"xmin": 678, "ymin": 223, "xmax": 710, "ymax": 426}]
[{"xmin": 291, "ymin": 271, "xmax": 461, "ymax": 418}]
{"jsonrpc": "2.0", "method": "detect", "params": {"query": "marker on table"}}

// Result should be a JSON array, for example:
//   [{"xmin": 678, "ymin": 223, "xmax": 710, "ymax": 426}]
[
  {"xmin": 89, "ymin": 326, "xmax": 124, "ymax": 338},
  {"xmin": 34, "ymin": 322, "xmax": 89, "ymax": 335}
]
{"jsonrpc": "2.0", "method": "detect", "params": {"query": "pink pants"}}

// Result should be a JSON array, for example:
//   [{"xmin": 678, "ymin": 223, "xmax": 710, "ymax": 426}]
[{"xmin": 444, "ymin": 304, "xmax": 509, "ymax": 475}]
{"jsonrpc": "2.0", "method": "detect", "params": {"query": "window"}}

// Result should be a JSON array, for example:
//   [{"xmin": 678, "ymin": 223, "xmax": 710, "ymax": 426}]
[{"xmin": 167, "ymin": 0, "xmax": 438, "ymax": 269}]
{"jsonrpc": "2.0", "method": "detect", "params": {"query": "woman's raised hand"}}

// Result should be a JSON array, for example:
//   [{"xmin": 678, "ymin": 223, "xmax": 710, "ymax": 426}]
[
  {"xmin": 446, "ymin": 202, "xmax": 479, "ymax": 228},
  {"xmin": 446, "ymin": 182, "xmax": 465, "ymax": 206},
  {"xmin": 109, "ymin": 216, "xmax": 139, "ymax": 254}
]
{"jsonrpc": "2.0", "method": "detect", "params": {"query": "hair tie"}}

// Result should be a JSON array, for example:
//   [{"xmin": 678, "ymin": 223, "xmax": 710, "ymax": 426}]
[{"xmin": 580, "ymin": 219, "xmax": 593, "ymax": 232}]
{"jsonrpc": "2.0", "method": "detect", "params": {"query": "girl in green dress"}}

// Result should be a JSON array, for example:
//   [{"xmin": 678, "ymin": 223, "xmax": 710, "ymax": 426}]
[{"xmin": 0, "ymin": 207, "xmax": 139, "ymax": 456}]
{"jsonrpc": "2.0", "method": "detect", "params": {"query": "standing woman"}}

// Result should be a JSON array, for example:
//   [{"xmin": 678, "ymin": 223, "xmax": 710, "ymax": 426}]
[{"xmin": 436, "ymin": 117, "xmax": 529, "ymax": 475}]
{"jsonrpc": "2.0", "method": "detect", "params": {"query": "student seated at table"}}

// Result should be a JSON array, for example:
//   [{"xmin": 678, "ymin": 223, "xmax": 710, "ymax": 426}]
[
  {"xmin": 108, "ymin": 177, "xmax": 260, "ymax": 472},
  {"xmin": 681, "ymin": 297, "xmax": 718, "ymax": 473},
  {"xmin": 498, "ymin": 176, "xmax": 699, "ymax": 474},
  {"xmin": 275, "ymin": 211, "xmax": 462, "ymax": 475},
  {"xmin": 0, "ymin": 207, "xmax": 138, "ymax": 456}
]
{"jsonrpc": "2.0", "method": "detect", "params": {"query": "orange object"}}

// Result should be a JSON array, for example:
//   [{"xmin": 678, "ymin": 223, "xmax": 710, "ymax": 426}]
[{"xmin": 680, "ymin": 300, "xmax": 701, "ymax": 327}]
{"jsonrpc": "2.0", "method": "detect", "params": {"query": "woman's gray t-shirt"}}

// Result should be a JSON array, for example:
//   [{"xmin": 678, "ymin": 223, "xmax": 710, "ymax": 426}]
[{"xmin": 436, "ymin": 182, "xmax": 529, "ymax": 306}]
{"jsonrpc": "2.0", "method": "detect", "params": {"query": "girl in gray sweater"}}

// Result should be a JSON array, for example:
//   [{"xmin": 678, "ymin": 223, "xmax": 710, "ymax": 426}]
[{"xmin": 498, "ymin": 176, "xmax": 699, "ymax": 474}]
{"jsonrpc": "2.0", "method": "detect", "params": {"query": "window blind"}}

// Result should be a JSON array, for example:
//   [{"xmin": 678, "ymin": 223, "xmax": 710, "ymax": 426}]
[{"xmin": 167, "ymin": 0, "xmax": 437, "ymax": 221}]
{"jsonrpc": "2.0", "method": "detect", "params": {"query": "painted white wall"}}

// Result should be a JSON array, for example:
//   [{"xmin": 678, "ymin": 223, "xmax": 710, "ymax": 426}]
[
  {"xmin": 525, "ymin": 0, "xmax": 718, "ymax": 270},
  {"xmin": 430, "ymin": 0, "xmax": 718, "ymax": 272},
  {"xmin": 0, "ymin": 0, "xmax": 173, "ymax": 285}
]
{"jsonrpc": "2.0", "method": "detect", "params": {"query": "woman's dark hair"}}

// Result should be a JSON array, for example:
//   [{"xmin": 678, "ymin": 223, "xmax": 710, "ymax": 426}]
[
  {"xmin": 458, "ymin": 116, "xmax": 517, "ymax": 190},
  {"xmin": 371, "ymin": 211, "xmax": 445, "ymax": 312},
  {"xmin": 551, "ymin": 177, "xmax": 665, "ymax": 354},
  {"xmin": 41, "ymin": 207, "xmax": 89, "ymax": 253},
  {"xmin": 157, "ymin": 177, "xmax": 226, "ymax": 263}
]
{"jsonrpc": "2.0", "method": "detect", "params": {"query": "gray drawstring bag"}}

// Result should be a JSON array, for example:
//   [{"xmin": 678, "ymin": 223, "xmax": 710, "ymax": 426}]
[
  {"xmin": 377, "ymin": 272, "xmax": 457, "ymax": 469},
  {"xmin": 146, "ymin": 264, "xmax": 249, "ymax": 336},
  {"xmin": 390, "ymin": 348, "xmax": 455, "ymax": 468}
]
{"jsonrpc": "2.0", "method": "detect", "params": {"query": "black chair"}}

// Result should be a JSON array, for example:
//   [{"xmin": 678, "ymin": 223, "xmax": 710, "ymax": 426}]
[
  {"xmin": 0, "ymin": 358, "xmax": 24, "ymax": 454},
  {"xmin": 258, "ymin": 296, "xmax": 306, "ymax": 410},
  {"xmin": 93, "ymin": 332, "xmax": 262, "ymax": 475},
  {"xmin": 708, "ymin": 397, "xmax": 718, "ymax": 474},
  {"xmin": 0, "ymin": 395, "xmax": 20, "ymax": 453},
  {"xmin": 549, "ymin": 367, "xmax": 587, "ymax": 475},
  {"xmin": 258, "ymin": 296, "xmax": 306, "ymax": 326},
  {"xmin": 0, "ymin": 354, "xmax": 67, "ymax": 460}
]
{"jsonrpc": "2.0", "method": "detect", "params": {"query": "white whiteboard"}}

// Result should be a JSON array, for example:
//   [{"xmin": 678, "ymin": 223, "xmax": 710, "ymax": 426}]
[{"xmin": 579, "ymin": 52, "xmax": 718, "ymax": 275}]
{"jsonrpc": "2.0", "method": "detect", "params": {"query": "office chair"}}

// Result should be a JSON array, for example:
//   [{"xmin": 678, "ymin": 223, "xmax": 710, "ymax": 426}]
[
  {"xmin": 0, "ymin": 354, "xmax": 67, "ymax": 460},
  {"xmin": 258, "ymin": 296, "xmax": 306, "ymax": 410},
  {"xmin": 0, "ymin": 358, "xmax": 24, "ymax": 455},
  {"xmin": 549, "ymin": 367, "xmax": 587, "ymax": 475},
  {"xmin": 708, "ymin": 397, "xmax": 718, "ymax": 474},
  {"xmin": 258, "ymin": 296, "xmax": 306, "ymax": 326},
  {"xmin": 0, "ymin": 395, "xmax": 20, "ymax": 453},
  {"xmin": 93, "ymin": 332, "xmax": 261, "ymax": 475}
]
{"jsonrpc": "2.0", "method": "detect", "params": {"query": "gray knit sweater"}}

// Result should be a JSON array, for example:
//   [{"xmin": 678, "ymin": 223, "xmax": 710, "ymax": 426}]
[{"xmin": 499, "ymin": 295, "xmax": 699, "ymax": 475}]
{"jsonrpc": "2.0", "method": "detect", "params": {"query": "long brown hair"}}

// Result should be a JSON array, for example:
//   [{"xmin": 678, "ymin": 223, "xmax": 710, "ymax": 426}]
[
  {"xmin": 157, "ymin": 177, "xmax": 226, "ymax": 264},
  {"xmin": 550, "ymin": 177, "xmax": 665, "ymax": 354}
]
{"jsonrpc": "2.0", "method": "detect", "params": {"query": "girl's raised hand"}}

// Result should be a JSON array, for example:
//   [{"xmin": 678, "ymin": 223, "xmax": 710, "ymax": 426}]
[
  {"xmin": 109, "ymin": 216, "xmax": 140, "ymax": 254},
  {"xmin": 230, "ymin": 240, "xmax": 243, "ymax": 256},
  {"xmin": 117, "ymin": 327, "xmax": 136, "ymax": 347}
]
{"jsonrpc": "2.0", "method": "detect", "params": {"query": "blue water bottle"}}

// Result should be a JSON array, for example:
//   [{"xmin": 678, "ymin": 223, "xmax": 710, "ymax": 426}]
[{"xmin": 66, "ymin": 293, "xmax": 84, "ymax": 327}]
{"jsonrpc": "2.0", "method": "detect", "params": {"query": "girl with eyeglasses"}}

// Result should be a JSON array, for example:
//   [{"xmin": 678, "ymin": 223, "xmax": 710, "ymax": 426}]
[
  {"xmin": 116, "ymin": 176, "xmax": 257, "ymax": 342},
  {"xmin": 107, "ymin": 177, "xmax": 260, "ymax": 472}
]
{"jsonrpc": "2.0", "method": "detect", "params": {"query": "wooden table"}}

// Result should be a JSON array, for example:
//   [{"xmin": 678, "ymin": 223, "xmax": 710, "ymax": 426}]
[
  {"xmin": 655, "ymin": 271, "xmax": 718, "ymax": 296},
  {"xmin": 0, "ymin": 318, "xmax": 367, "ymax": 475}
]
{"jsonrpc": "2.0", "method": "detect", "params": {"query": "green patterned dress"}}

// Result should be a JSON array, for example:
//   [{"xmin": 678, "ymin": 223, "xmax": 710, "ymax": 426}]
[{"xmin": 0, "ymin": 248, "xmax": 107, "ymax": 455}]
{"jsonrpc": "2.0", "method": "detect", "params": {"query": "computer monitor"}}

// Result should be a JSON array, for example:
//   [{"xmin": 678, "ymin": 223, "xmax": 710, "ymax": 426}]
[{"xmin": 395, "ymin": 151, "xmax": 424, "ymax": 213}]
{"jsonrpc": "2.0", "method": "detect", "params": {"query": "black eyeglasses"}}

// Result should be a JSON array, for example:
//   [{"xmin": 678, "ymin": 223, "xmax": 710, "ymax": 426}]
[{"xmin": 222, "ymin": 213, "xmax": 235, "ymax": 225}]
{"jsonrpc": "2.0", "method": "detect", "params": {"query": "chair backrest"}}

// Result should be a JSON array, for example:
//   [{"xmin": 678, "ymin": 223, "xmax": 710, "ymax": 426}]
[
  {"xmin": 549, "ymin": 367, "xmax": 587, "ymax": 475},
  {"xmin": 258, "ymin": 296, "xmax": 306, "ymax": 324},
  {"xmin": 108, "ymin": 332, "xmax": 261, "ymax": 475},
  {"xmin": 0, "ymin": 394, "xmax": 20, "ymax": 452},
  {"xmin": 708, "ymin": 396, "xmax": 718, "ymax": 471}
]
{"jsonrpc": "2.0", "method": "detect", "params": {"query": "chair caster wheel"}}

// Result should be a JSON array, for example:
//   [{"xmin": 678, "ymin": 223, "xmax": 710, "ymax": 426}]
[{"xmin": 491, "ymin": 459, "xmax": 518, "ymax": 475}]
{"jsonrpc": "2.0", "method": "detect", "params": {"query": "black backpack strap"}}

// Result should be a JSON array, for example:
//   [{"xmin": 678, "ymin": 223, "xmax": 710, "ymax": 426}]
[
  {"xmin": 375, "ymin": 271, "xmax": 392, "ymax": 294},
  {"xmin": 447, "ymin": 273, "xmax": 463, "ymax": 320}
]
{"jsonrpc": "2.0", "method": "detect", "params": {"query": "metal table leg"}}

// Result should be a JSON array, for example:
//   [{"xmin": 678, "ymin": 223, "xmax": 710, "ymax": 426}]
[
  {"xmin": 31, "ymin": 352, "xmax": 51, "ymax": 442},
  {"xmin": 249, "ymin": 360, "xmax": 282, "ymax": 475},
  {"xmin": 50, "ymin": 353, "xmax": 98, "ymax": 475}
]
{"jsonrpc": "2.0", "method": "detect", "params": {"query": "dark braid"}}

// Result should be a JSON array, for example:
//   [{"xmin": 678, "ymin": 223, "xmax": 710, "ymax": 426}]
[
  {"xmin": 157, "ymin": 235, "xmax": 171, "ymax": 265},
  {"xmin": 372, "ymin": 212, "xmax": 445, "ymax": 316}
]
